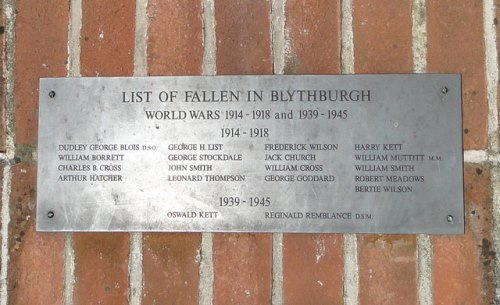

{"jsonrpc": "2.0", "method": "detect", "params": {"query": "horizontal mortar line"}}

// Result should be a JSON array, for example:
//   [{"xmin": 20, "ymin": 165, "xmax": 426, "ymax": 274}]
[
  {"xmin": 464, "ymin": 150, "xmax": 489, "ymax": 163},
  {"xmin": 463, "ymin": 150, "xmax": 500, "ymax": 163}
]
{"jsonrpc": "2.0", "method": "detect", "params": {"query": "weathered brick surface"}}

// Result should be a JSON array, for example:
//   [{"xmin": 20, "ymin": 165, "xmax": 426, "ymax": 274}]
[
  {"xmin": 213, "ymin": 2, "xmax": 273, "ymax": 304},
  {"xmin": 80, "ymin": 0, "xmax": 135, "ymax": 76},
  {"xmin": 282, "ymin": 2, "xmax": 344, "ymax": 304},
  {"xmin": 73, "ymin": 2, "xmax": 135, "ymax": 304},
  {"xmin": 352, "ymin": 0, "xmax": 413, "ymax": 73},
  {"xmin": 428, "ymin": 0, "xmax": 487, "ymax": 149},
  {"xmin": 215, "ymin": 0, "xmax": 272, "ymax": 74},
  {"xmin": 284, "ymin": 0, "xmax": 341, "ymax": 74},
  {"xmin": 352, "ymin": 2, "xmax": 418, "ymax": 304},
  {"xmin": 213, "ymin": 234, "xmax": 272, "ymax": 305},
  {"xmin": 0, "ymin": 5, "xmax": 5, "ymax": 152},
  {"xmin": 433, "ymin": 164, "xmax": 494, "ymax": 305},
  {"xmin": 142, "ymin": 234, "xmax": 201, "ymax": 305},
  {"xmin": 358, "ymin": 235, "xmax": 418, "ymax": 305},
  {"xmin": 14, "ymin": 0, "xmax": 68, "ymax": 145},
  {"xmin": 73, "ymin": 233, "xmax": 130, "ymax": 305},
  {"xmin": 283, "ymin": 234, "xmax": 343, "ymax": 305},
  {"xmin": 4, "ymin": 1, "xmax": 496, "ymax": 304},
  {"xmin": 147, "ymin": 0, "xmax": 203, "ymax": 76},
  {"xmin": 8, "ymin": 164, "xmax": 64, "ymax": 305}
]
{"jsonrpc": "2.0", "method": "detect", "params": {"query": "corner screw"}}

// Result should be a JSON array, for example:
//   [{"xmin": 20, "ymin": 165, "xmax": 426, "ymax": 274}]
[
  {"xmin": 441, "ymin": 87, "xmax": 449, "ymax": 94},
  {"xmin": 49, "ymin": 91, "xmax": 56, "ymax": 98},
  {"xmin": 446, "ymin": 215, "xmax": 453, "ymax": 223},
  {"xmin": 47, "ymin": 211, "xmax": 54, "ymax": 219}
]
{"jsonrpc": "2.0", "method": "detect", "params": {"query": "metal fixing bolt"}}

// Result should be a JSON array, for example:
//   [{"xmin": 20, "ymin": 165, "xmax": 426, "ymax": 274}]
[
  {"xmin": 441, "ymin": 87, "xmax": 449, "ymax": 94},
  {"xmin": 446, "ymin": 215, "xmax": 453, "ymax": 223},
  {"xmin": 49, "ymin": 90, "xmax": 56, "ymax": 98},
  {"xmin": 47, "ymin": 211, "xmax": 55, "ymax": 219}
]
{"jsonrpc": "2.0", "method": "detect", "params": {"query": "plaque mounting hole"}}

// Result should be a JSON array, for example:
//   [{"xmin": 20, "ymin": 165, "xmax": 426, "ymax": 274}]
[
  {"xmin": 446, "ymin": 215, "xmax": 453, "ymax": 223},
  {"xmin": 441, "ymin": 87, "xmax": 449, "ymax": 94},
  {"xmin": 49, "ymin": 91, "xmax": 56, "ymax": 98},
  {"xmin": 47, "ymin": 211, "xmax": 55, "ymax": 219}
]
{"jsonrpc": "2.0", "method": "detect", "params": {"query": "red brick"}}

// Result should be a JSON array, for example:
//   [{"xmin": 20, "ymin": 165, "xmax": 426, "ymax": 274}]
[
  {"xmin": 73, "ymin": 234, "xmax": 130, "ymax": 305},
  {"xmin": 142, "ymin": 234, "xmax": 201, "ymax": 305},
  {"xmin": 284, "ymin": 0, "xmax": 341, "ymax": 74},
  {"xmin": 283, "ymin": 234, "xmax": 343, "ymax": 305},
  {"xmin": 80, "ymin": 0, "xmax": 135, "ymax": 76},
  {"xmin": 73, "ymin": 2, "xmax": 135, "ymax": 304},
  {"xmin": 281, "ymin": 2, "xmax": 343, "ymax": 304},
  {"xmin": 352, "ymin": 0, "xmax": 413, "ymax": 73},
  {"xmin": 352, "ymin": 2, "xmax": 418, "ymax": 304},
  {"xmin": 147, "ymin": 0, "xmax": 203, "ymax": 75},
  {"xmin": 428, "ymin": 0, "xmax": 487, "ymax": 149},
  {"xmin": 432, "ymin": 164, "xmax": 494, "ymax": 305},
  {"xmin": 213, "ymin": 234, "xmax": 272, "ymax": 305},
  {"xmin": 14, "ymin": 0, "xmax": 68, "ymax": 145},
  {"xmin": 215, "ymin": 0, "xmax": 272, "ymax": 74},
  {"xmin": 358, "ymin": 235, "xmax": 418, "ymax": 305},
  {"xmin": 8, "ymin": 164, "xmax": 64, "ymax": 305}
]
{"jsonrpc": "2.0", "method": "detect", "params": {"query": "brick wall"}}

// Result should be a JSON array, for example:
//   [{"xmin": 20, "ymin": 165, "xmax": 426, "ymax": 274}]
[{"xmin": 0, "ymin": 0, "xmax": 498, "ymax": 304}]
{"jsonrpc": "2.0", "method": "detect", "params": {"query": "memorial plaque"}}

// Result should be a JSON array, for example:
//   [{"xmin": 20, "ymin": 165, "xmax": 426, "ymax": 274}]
[{"xmin": 37, "ymin": 75, "xmax": 463, "ymax": 233}]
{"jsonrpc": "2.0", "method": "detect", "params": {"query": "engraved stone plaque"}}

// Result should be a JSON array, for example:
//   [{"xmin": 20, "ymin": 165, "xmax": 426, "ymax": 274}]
[{"xmin": 37, "ymin": 75, "xmax": 463, "ymax": 233}]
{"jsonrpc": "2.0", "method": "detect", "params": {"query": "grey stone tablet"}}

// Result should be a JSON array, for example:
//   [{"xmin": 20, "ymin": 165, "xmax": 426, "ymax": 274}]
[{"xmin": 36, "ymin": 74, "xmax": 463, "ymax": 233}]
